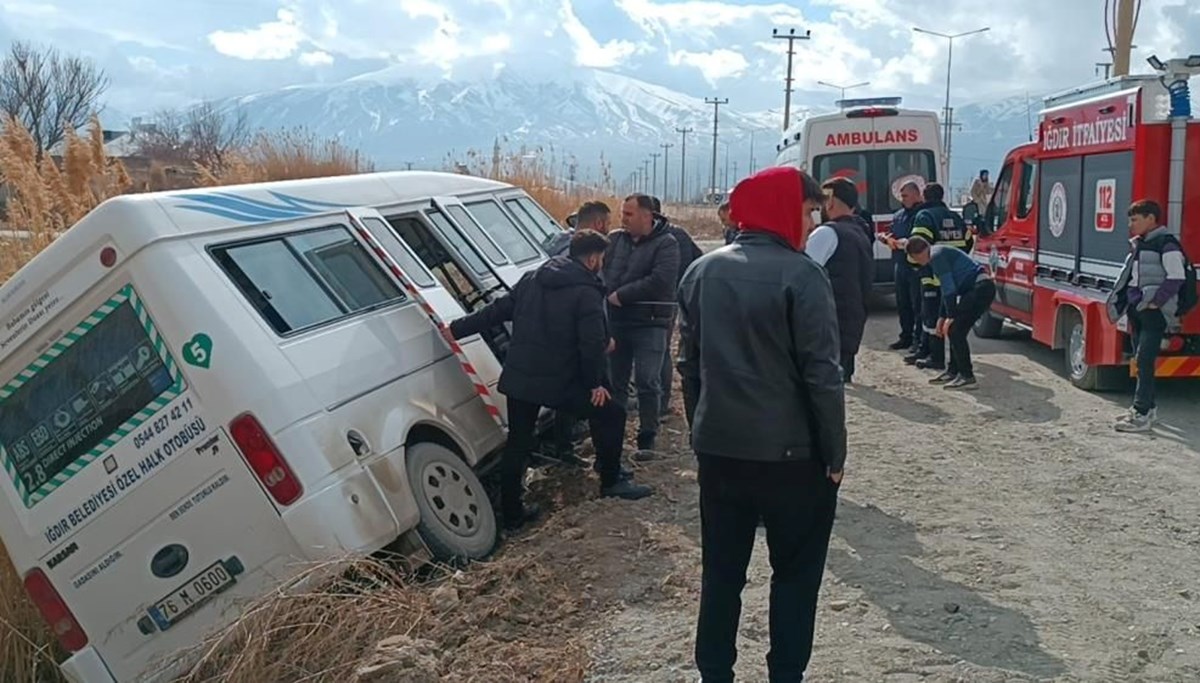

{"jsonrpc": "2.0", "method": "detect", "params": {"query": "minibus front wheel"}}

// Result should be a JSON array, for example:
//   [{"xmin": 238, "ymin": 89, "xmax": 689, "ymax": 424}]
[{"xmin": 405, "ymin": 442, "xmax": 499, "ymax": 563}]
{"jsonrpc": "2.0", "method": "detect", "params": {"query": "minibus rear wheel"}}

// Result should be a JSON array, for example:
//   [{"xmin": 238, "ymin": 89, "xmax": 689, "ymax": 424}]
[{"xmin": 407, "ymin": 442, "xmax": 499, "ymax": 564}]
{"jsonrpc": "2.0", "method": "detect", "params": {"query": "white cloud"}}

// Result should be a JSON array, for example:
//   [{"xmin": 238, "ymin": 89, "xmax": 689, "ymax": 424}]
[
  {"xmin": 669, "ymin": 48, "xmax": 748, "ymax": 86},
  {"xmin": 299, "ymin": 50, "xmax": 334, "ymax": 67},
  {"xmin": 208, "ymin": 9, "xmax": 306, "ymax": 60},
  {"xmin": 560, "ymin": 0, "xmax": 640, "ymax": 68}
]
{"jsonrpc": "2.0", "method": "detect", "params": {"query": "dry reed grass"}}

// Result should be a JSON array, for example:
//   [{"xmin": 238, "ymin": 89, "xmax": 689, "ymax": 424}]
[
  {"xmin": 0, "ymin": 542, "xmax": 66, "ymax": 683},
  {"xmin": 197, "ymin": 129, "xmax": 373, "ymax": 186},
  {"xmin": 170, "ymin": 555, "xmax": 588, "ymax": 683}
]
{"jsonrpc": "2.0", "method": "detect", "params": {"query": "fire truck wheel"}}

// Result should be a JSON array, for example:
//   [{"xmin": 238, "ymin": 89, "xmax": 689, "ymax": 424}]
[
  {"xmin": 973, "ymin": 311, "xmax": 1005, "ymax": 339},
  {"xmin": 406, "ymin": 442, "xmax": 499, "ymax": 565},
  {"xmin": 1062, "ymin": 313, "xmax": 1127, "ymax": 392}
]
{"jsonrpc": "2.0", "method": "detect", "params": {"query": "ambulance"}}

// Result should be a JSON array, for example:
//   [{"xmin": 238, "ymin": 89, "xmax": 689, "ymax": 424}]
[
  {"xmin": 775, "ymin": 97, "xmax": 945, "ymax": 284},
  {"xmin": 0, "ymin": 171, "xmax": 566, "ymax": 682},
  {"xmin": 971, "ymin": 55, "xmax": 1200, "ymax": 390}
]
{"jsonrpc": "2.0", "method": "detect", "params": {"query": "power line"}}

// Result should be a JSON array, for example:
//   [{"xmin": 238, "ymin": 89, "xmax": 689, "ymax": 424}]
[
  {"xmin": 771, "ymin": 28, "xmax": 811, "ymax": 131},
  {"xmin": 705, "ymin": 97, "xmax": 728, "ymax": 204},
  {"xmin": 675, "ymin": 126, "xmax": 693, "ymax": 203}
]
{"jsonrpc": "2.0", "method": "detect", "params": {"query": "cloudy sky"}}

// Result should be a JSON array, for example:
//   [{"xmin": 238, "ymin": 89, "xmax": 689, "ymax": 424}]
[{"xmin": 1, "ymin": 0, "xmax": 1197, "ymax": 118}]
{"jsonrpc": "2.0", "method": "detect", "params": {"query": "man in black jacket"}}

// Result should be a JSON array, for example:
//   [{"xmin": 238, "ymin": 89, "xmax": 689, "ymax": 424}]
[
  {"xmin": 805, "ymin": 177, "xmax": 875, "ymax": 383},
  {"xmin": 447, "ymin": 231, "xmax": 652, "ymax": 532},
  {"xmin": 678, "ymin": 166, "xmax": 846, "ymax": 683},
  {"xmin": 604, "ymin": 193, "xmax": 680, "ymax": 455},
  {"xmin": 650, "ymin": 196, "xmax": 704, "ymax": 418}
]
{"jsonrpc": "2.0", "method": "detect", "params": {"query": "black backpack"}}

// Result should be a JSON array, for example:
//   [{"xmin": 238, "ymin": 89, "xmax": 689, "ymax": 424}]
[{"xmin": 1141, "ymin": 233, "xmax": 1198, "ymax": 317}]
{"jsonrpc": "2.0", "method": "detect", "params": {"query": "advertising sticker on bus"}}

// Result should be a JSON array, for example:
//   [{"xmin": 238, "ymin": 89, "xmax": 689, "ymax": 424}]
[{"xmin": 1095, "ymin": 178, "xmax": 1116, "ymax": 232}]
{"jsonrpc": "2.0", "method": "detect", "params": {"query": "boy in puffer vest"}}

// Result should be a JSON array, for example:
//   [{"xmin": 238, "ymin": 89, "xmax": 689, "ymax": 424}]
[{"xmin": 1106, "ymin": 199, "xmax": 1189, "ymax": 433}]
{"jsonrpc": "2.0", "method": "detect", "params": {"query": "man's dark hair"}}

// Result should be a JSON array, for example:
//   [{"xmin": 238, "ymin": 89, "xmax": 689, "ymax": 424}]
[
  {"xmin": 821, "ymin": 177, "xmax": 858, "ymax": 210},
  {"xmin": 923, "ymin": 182, "xmax": 946, "ymax": 204},
  {"xmin": 980, "ymin": 169, "xmax": 989, "ymax": 177},
  {"xmin": 569, "ymin": 229, "xmax": 609, "ymax": 259},
  {"xmin": 649, "ymin": 196, "xmax": 663, "ymax": 213},
  {"xmin": 799, "ymin": 170, "xmax": 822, "ymax": 204},
  {"xmin": 905, "ymin": 235, "xmax": 932, "ymax": 256},
  {"xmin": 576, "ymin": 200, "xmax": 610, "ymax": 226},
  {"xmin": 624, "ymin": 193, "xmax": 656, "ymax": 211},
  {"xmin": 1128, "ymin": 199, "xmax": 1162, "ymax": 222}
]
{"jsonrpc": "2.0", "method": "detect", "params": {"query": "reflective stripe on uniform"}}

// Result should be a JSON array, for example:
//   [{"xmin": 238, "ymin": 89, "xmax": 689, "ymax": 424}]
[
  {"xmin": 920, "ymin": 276, "xmax": 940, "ymax": 287},
  {"xmin": 912, "ymin": 227, "xmax": 936, "ymax": 240}
]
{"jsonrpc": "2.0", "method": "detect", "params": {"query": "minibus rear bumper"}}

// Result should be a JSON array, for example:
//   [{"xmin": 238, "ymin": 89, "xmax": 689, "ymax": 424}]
[{"xmin": 61, "ymin": 647, "xmax": 117, "ymax": 683}]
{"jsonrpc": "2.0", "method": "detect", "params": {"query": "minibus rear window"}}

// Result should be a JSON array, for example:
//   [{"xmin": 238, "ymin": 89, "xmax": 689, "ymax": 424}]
[{"xmin": 0, "ymin": 286, "xmax": 183, "ymax": 507}]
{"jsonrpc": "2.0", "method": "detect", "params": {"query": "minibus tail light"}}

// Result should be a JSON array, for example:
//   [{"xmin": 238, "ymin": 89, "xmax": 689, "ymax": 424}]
[
  {"xmin": 230, "ymin": 413, "xmax": 303, "ymax": 506},
  {"xmin": 24, "ymin": 568, "xmax": 88, "ymax": 652}
]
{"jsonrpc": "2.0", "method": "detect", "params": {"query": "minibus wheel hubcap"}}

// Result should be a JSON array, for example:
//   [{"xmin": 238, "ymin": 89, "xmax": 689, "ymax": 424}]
[{"xmin": 422, "ymin": 461, "xmax": 482, "ymax": 537}]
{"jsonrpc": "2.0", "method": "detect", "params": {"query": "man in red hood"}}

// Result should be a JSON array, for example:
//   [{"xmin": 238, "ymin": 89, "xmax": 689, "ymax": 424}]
[{"xmin": 676, "ymin": 166, "xmax": 847, "ymax": 683}]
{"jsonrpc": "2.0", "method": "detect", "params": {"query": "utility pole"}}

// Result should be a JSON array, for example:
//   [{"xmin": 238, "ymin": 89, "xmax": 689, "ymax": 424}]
[
  {"xmin": 642, "ymin": 159, "xmax": 651, "ymax": 194},
  {"xmin": 649, "ymin": 152, "xmax": 662, "ymax": 198},
  {"xmin": 660, "ymin": 142, "xmax": 674, "ymax": 203},
  {"xmin": 772, "ymin": 28, "xmax": 811, "ymax": 131},
  {"xmin": 749, "ymin": 130, "xmax": 757, "ymax": 173},
  {"xmin": 1096, "ymin": 62, "xmax": 1113, "ymax": 79},
  {"xmin": 722, "ymin": 141, "xmax": 730, "ymax": 192},
  {"xmin": 732, "ymin": 161, "xmax": 739, "ymax": 185},
  {"xmin": 705, "ymin": 97, "xmax": 728, "ymax": 203},
  {"xmin": 675, "ymin": 126, "xmax": 693, "ymax": 204}
]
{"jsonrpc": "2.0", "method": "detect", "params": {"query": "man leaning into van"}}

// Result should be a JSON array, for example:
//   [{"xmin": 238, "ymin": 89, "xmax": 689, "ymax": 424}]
[{"xmin": 444, "ymin": 230, "xmax": 653, "ymax": 532}]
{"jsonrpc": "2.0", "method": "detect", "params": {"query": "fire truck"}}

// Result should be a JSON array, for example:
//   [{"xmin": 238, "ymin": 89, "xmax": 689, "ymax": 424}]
[
  {"xmin": 775, "ymin": 97, "xmax": 944, "ymax": 285},
  {"xmin": 970, "ymin": 55, "xmax": 1200, "ymax": 390}
]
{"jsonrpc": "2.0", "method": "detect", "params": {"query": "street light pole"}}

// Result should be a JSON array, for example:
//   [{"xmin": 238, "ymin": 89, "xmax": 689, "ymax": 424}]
[
  {"xmin": 817, "ymin": 80, "xmax": 870, "ymax": 108},
  {"xmin": 913, "ymin": 26, "xmax": 990, "ymax": 184}
]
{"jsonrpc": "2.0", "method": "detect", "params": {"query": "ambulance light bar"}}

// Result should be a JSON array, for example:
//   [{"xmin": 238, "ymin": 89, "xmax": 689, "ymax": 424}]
[
  {"xmin": 837, "ymin": 96, "xmax": 903, "ymax": 108},
  {"xmin": 845, "ymin": 107, "xmax": 899, "ymax": 118}
]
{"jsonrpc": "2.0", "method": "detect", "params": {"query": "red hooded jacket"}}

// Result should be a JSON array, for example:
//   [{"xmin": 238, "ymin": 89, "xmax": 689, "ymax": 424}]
[{"xmin": 728, "ymin": 166, "xmax": 811, "ymax": 250}]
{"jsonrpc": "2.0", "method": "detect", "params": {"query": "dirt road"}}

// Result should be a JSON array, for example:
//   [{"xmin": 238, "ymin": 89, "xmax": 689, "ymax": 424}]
[{"xmin": 499, "ymin": 304, "xmax": 1200, "ymax": 683}]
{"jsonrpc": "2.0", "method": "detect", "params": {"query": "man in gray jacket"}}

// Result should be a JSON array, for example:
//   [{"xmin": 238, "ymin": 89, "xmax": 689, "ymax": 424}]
[
  {"xmin": 678, "ymin": 166, "xmax": 846, "ymax": 683},
  {"xmin": 604, "ymin": 193, "xmax": 679, "ymax": 455}
]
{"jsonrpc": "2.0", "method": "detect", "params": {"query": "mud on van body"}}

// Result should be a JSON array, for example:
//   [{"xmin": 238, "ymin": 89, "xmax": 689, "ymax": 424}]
[{"xmin": 0, "ymin": 172, "xmax": 565, "ymax": 682}]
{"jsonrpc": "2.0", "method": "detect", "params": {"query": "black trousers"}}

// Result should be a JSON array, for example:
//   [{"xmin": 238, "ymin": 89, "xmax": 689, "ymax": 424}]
[
  {"xmin": 895, "ymin": 261, "xmax": 918, "ymax": 345},
  {"xmin": 695, "ymin": 454, "xmax": 839, "ymax": 683},
  {"xmin": 946, "ymin": 279, "xmax": 996, "ymax": 379},
  {"xmin": 840, "ymin": 351, "xmax": 856, "ymax": 383},
  {"xmin": 1129, "ymin": 308, "xmax": 1167, "ymax": 414},
  {"xmin": 503, "ymin": 395, "xmax": 627, "ymax": 521},
  {"xmin": 918, "ymin": 268, "xmax": 945, "ymax": 367}
]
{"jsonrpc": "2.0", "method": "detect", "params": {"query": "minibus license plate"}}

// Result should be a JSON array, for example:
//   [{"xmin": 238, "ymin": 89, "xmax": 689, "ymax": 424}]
[{"xmin": 148, "ymin": 560, "xmax": 235, "ymax": 630}]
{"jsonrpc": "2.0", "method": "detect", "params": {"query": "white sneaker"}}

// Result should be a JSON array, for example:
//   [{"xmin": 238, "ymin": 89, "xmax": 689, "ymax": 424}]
[{"xmin": 1114, "ymin": 409, "xmax": 1153, "ymax": 433}]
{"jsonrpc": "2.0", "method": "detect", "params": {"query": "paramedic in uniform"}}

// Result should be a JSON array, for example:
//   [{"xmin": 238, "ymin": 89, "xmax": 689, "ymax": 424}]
[
  {"xmin": 445, "ymin": 230, "xmax": 653, "ymax": 532},
  {"xmin": 1107, "ymin": 199, "xmax": 1190, "ymax": 433},
  {"xmin": 908, "ymin": 183, "xmax": 971, "ymax": 373},
  {"xmin": 677, "ymin": 166, "xmax": 846, "ymax": 683}
]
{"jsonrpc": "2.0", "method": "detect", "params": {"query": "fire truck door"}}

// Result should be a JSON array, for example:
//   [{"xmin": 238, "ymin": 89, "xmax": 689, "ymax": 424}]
[
  {"xmin": 1037, "ymin": 157, "xmax": 1084, "ymax": 280},
  {"xmin": 1079, "ymin": 151, "xmax": 1134, "ymax": 286}
]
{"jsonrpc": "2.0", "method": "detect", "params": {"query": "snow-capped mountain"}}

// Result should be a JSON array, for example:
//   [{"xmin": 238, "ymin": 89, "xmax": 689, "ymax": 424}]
[
  {"xmin": 219, "ymin": 66, "xmax": 782, "ymax": 191},
  {"xmin": 102, "ymin": 64, "xmax": 1051, "ymax": 195}
]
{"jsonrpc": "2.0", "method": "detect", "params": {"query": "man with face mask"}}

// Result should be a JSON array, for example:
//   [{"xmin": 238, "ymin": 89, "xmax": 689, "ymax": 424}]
[{"xmin": 445, "ymin": 230, "xmax": 653, "ymax": 533}]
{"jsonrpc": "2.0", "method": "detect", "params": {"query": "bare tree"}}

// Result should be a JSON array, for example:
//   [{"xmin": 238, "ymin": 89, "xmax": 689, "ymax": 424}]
[
  {"xmin": 185, "ymin": 102, "xmax": 250, "ymax": 170},
  {"xmin": 133, "ymin": 101, "xmax": 250, "ymax": 170},
  {"xmin": 0, "ymin": 41, "xmax": 109, "ymax": 153}
]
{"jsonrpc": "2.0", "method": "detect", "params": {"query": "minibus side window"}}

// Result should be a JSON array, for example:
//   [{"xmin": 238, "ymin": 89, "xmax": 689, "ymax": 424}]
[
  {"xmin": 359, "ymin": 216, "xmax": 437, "ymax": 289},
  {"xmin": 211, "ymin": 225, "xmax": 405, "ymax": 336},
  {"xmin": 504, "ymin": 197, "xmax": 561, "ymax": 247},
  {"xmin": 464, "ymin": 199, "xmax": 541, "ymax": 264},
  {"xmin": 386, "ymin": 215, "xmax": 487, "ymax": 312},
  {"xmin": 425, "ymin": 210, "xmax": 490, "ymax": 276},
  {"xmin": 445, "ymin": 205, "xmax": 508, "ymax": 266}
]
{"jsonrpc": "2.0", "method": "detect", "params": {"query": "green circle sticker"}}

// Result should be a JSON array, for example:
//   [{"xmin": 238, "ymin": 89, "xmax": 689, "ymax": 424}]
[{"xmin": 183, "ymin": 334, "xmax": 213, "ymax": 369}]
